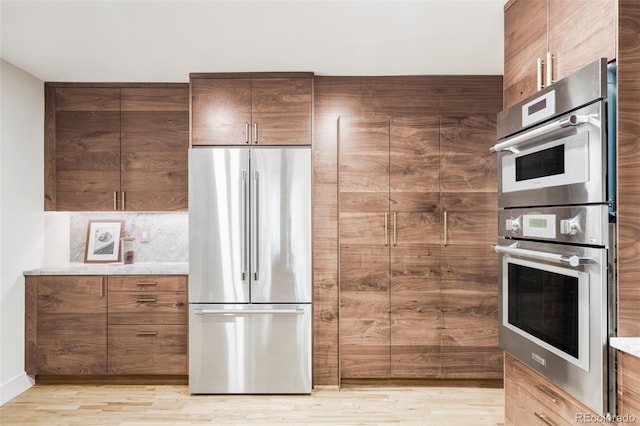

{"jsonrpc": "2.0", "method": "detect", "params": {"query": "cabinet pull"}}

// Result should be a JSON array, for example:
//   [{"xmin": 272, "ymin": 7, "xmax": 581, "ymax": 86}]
[
  {"xmin": 100, "ymin": 277, "xmax": 105, "ymax": 298},
  {"xmin": 113, "ymin": 192, "xmax": 118, "ymax": 210},
  {"xmin": 384, "ymin": 212, "xmax": 388, "ymax": 247},
  {"xmin": 121, "ymin": 191, "xmax": 126, "ymax": 210},
  {"xmin": 393, "ymin": 211, "xmax": 397, "ymax": 246},
  {"xmin": 546, "ymin": 51, "xmax": 554, "ymax": 87},
  {"xmin": 136, "ymin": 331, "xmax": 158, "ymax": 336},
  {"xmin": 443, "ymin": 211, "xmax": 448, "ymax": 246},
  {"xmin": 535, "ymin": 385, "xmax": 558, "ymax": 403},
  {"xmin": 253, "ymin": 123, "xmax": 258, "ymax": 144},
  {"xmin": 136, "ymin": 282, "xmax": 158, "ymax": 287},
  {"xmin": 136, "ymin": 297, "xmax": 157, "ymax": 303},
  {"xmin": 534, "ymin": 412, "xmax": 555, "ymax": 426},
  {"xmin": 245, "ymin": 122, "xmax": 250, "ymax": 144},
  {"xmin": 537, "ymin": 57, "xmax": 545, "ymax": 91}
]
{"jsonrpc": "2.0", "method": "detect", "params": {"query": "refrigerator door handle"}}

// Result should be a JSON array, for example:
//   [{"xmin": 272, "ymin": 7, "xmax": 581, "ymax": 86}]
[
  {"xmin": 194, "ymin": 308, "xmax": 304, "ymax": 315},
  {"xmin": 253, "ymin": 170, "xmax": 260, "ymax": 281},
  {"xmin": 241, "ymin": 170, "xmax": 248, "ymax": 281}
]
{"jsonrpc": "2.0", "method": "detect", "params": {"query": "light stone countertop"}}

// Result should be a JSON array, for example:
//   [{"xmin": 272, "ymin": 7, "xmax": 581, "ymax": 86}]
[
  {"xmin": 24, "ymin": 262, "xmax": 188, "ymax": 276},
  {"xmin": 610, "ymin": 337, "xmax": 640, "ymax": 358}
]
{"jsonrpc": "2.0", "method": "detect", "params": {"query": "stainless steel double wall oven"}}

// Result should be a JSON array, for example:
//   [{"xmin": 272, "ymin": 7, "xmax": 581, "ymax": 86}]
[{"xmin": 493, "ymin": 58, "xmax": 617, "ymax": 416}]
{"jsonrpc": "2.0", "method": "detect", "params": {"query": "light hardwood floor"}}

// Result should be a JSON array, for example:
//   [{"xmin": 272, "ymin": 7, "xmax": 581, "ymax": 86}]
[{"xmin": 0, "ymin": 384, "xmax": 504, "ymax": 425}]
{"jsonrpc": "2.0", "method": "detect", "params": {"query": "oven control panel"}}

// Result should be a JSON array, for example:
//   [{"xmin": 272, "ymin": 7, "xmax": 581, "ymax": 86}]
[{"xmin": 498, "ymin": 205, "xmax": 608, "ymax": 246}]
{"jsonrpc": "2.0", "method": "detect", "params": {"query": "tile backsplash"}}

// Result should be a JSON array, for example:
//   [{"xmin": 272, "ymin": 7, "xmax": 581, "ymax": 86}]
[{"xmin": 70, "ymin": 212, "xmax": 188, "ymax": 263}]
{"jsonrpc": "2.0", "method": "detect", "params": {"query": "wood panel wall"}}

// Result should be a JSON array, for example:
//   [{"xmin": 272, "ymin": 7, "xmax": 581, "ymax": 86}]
[
  {"xmin": 312, "ymin": 76, "xmax": 503, "ymax": 385},
  {"xmin": 617, "ymin": 0, "xmax": 640, "ymax": 338}
]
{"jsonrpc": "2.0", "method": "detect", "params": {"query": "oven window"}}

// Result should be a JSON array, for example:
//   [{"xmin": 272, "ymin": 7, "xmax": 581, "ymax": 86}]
[
  {"xmin": 507, "ymin": 263, "xmax": 579, "ymax": 358},
  {"xmin": 515, "ymin": 144, "xmax": 565, "ymax": 182}
]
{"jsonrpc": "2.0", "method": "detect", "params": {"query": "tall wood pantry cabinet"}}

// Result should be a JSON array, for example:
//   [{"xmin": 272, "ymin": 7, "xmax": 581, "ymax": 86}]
[
  {"xmin": 190, "ymin": 72, "xmax": 313, "ymax": 146},
  {"xmin": 44, "ymin": 83, "xmax": 189, "ymax": 211},
  {"xmin": 503, "ymin": 0, "xmax": 616, "ymax": 108},
  {"xmin": 338, "ymin": 114, "xmax": 500, "ymax": 380}
]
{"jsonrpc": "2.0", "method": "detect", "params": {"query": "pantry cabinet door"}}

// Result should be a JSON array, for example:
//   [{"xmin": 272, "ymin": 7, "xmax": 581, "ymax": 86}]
[
  {"xmin": 439, "ymin": 115, "xmax": 502, "ymax": 379},
  {"xmin": 338, "ymin": 116, "xmax": 391, "ymax": 378}
]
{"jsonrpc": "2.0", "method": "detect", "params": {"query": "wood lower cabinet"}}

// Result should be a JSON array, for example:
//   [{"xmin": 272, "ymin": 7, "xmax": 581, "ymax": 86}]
[
  {"xmin": 618, "ymin": 352, "xmax": 640, "ymax": 419},
  {"xmin": 338, "ymin": 114, "xmax": 500, "ymax": 380},
  {"xmin": 107, "ymin": 276, "xmax": 187, "ymax": 375},
  {"xmin": 25, "ymin": 275, "xmax": 187, "ymax": 380},
  {"xmin": 505, "ymin": 353, "xmax": 607, "ymax": 426},
  {"xmin": 503, "ymin": 0, "xmax": 616, "ymax": 109},
  {"xmin": 45, "ymin": 84, "xmax": 189, "ymax": 211},
  {"xmin": 25, "ymin": 276, "xmax": 107, "ymax": 375},
  {"xmin": 190, "ymin": 73, "xmax": 313, "ymax": 146}
]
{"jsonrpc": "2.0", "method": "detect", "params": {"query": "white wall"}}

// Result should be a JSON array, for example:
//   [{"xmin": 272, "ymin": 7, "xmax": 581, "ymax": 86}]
[{"xmin": 0, "ymin": 60, "xmax": 69, "ymax": 405}]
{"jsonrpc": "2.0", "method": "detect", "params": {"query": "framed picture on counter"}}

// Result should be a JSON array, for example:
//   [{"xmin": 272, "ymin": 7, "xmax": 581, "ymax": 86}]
[{"xmin": 84, "ymin": 220, "xmax": 124, "ymax": 263}]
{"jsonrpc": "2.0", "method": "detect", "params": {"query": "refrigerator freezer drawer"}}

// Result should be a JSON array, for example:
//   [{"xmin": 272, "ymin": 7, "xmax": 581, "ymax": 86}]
[{"xmin": 188, "ymin": 304, "xmax": 312, "ymax": 394}]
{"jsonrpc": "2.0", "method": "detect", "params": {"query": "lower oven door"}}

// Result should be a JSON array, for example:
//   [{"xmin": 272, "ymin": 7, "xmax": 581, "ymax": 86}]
[{"xmin": 496, "ymin": 238, "xmax": 612, "ymax": 415}]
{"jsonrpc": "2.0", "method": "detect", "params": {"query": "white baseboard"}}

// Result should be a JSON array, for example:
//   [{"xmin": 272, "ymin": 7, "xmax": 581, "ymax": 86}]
[{"xmin": 0, "ymin": 372, "xmax": 34, "ymax": 406}]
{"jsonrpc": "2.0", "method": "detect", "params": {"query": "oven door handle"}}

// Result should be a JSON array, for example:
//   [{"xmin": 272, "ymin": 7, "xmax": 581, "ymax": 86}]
[
  {"xmin": 494, "ymin": 244, "xmax": 593, "ymax": 267},
  {"xmin": 490, "ymin": 114, "xmax": 589, "ymax": 153}
]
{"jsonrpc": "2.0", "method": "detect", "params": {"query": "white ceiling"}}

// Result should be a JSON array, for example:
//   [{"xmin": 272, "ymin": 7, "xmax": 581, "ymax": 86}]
[{"xmin": 0, "ymin": 0, "xmax": 506, "ymax": 83}]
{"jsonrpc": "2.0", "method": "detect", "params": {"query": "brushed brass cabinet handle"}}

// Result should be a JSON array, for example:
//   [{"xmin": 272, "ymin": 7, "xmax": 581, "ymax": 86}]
[
  {"xmin": 546, "ymin": 51, "xmax": 554, "ymax": 87},
  {"xmin": 535, "ymin": 385, "xmax": 558, "ymax": 403},
  {"xmin": 384, "ymin": 212, "xmax": 388, "ymax": 247},
  {"xmin": 121, "ymin": 192, "xmax": 126, "ymax": 210},
  {"xmin": 245, "ymin": 122, "xmax": 250, "ymax": 144},
  {"xmin": 136, "ymin": 282, "xmax": 158, "ymax": 287},
  {"xmin": 136, "ymin": 297, "xmax": 157, "ymax": 303},
  {"xmin": 136, "ymin": 331, "xmax": 158, "ymax": 336},
  {"xmin": 443, "ymin": 211, "xmax": 448, "ymax": 246},
  {"xmin": 534, "ymin": 412, "xmax": 555, "ymax": 426},
  {"xmin": 537, "ymin": 57, "xmax": 545, "ymax": 91},
  {"xmin": 253, "ymin": 123, "xmax": 258, "ymax": 144},
  {"xmin": 100, "ymin": 277, "xmax": 105, "ymax": 298},
  {"xmin": 113, "ymin": 192, "xmax": 118, "ymax": 210},
  {"xmin": 393, "ymin": 211, "xmax": 397, "ymax": 246}
]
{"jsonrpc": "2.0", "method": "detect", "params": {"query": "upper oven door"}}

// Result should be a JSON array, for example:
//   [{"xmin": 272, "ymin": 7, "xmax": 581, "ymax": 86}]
[{"xmin": 496, "ymin": 101, "xmax": 606, "ymax": 208}]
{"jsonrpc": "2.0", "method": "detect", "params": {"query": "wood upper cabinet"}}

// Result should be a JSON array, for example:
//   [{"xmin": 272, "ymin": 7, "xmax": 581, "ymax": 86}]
[
  {"xmin": 49, "ymin": 87, "xmax": 122, "ymax": 211},
  {"xmin": 45, "ymin": 84, "xmax": 189, "ymax": 211},
  {"xmin": 338, "ymin": 114, "xmax": 500, "ymax": 380},
  {"xmin": 25, "ymin": 275, "xmax": 107, "ymax": 375},
  {"xmin": 503, "ymin": 0, "xmax": 616, "ymax": 109},
  {"xmin": 120, "ymin": 88, "xmax": 189, "ymax": 211},
  {"xmin": 190, "ymin": 73, "xmax": 313, "ymax": 146}
]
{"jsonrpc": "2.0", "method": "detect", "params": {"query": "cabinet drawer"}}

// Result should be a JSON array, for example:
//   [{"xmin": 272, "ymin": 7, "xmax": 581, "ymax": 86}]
[
  {"xmin": 505, "ymin": 354, "xmax": 604, "ymax": 425},
  {"xmin": 108, "ymin": 275, "xmax": 187, "ymax": 292},
  {"xmin": 108, "ymin": 325, "xmax": 187, "ymax": 375},
  {"xmin": 108, "ymin": 292, "xmax": 186, "ymax": 324}
]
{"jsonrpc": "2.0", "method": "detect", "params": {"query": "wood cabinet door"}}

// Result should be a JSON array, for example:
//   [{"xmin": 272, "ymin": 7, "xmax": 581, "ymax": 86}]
[
  {"xmin": 36, "ymin": 276, "xmax": 107, "ymax": 375},
  {"xmin": 121, "ymin": 87, "xmax": 189, "ymax": 211},
  {"xmin": 53, "ymin": 88, "xmax": 121, "ymax": 210},
  {"xmin": 439, "ymin": 116, "xmax": 502, "ymax": 379},
  {"xmin": 389, "ymin": 116, "xmax": 442, "ymax": 378},
  {"xmin": 191, "ymin": 78, "xmax": 252, "ymax": 146},
  {"xmin": 251, "ymin": 78, "xmax": 312, "ymax": 146},
  {"xmin": 338, "ymin": 116, "xmax": 390, "ymax": 378},
  {"xmin": 548, "ymin": 0, "xmax": 616, "ymax": 82},
  {"xmin": 503, "ymin": 0, "xmax": 548, "ymax": 109}
]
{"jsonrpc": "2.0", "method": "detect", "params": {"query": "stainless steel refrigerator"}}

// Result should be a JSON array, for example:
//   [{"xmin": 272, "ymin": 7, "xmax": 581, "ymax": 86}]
[{"xmin": 188, "ymin": 146, "xmax": 312, "ymax": 394}]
